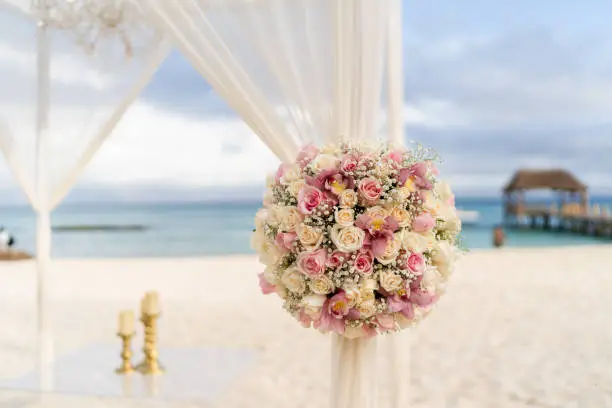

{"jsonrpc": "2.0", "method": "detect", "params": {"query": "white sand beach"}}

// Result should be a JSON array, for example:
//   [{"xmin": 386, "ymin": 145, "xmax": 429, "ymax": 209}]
[{"xmin": 0, "ymin": 245, "xmax": 611, "ymax": 407}]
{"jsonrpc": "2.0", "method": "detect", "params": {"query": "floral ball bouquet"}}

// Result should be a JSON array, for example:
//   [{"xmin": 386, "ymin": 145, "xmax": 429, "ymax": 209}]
[{"xmin": 252, "ymin": 141, "xmax": 462, "ymax": 338}]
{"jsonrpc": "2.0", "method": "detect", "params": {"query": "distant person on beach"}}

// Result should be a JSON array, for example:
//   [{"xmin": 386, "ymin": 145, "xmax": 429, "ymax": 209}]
[
  {"xmin": 493, "ymin": 225, "xmax": 505, "ymax": 248},
  {"xmin": 0, "ymin": 226, "xmax": 15, "ymax": 251}
]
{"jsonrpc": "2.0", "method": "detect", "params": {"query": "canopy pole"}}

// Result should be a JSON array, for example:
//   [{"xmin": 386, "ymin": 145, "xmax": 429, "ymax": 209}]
[
  {"xmin": 387, "ymin": 0, "xmax": 404, "ymax": 145},
  {"xmin": 35, "ymin": 1, "xmax": 53, "ymax": 391}
]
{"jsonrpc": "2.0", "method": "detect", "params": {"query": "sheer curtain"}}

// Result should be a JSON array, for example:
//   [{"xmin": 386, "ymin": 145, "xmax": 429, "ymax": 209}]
[
  {"xmin": 140, "ymin": 1, "xmax": 391, "ymax": 407},
  {"xmin": 0, "ymin": 1, "xmax": 170, "ymax": 387}
]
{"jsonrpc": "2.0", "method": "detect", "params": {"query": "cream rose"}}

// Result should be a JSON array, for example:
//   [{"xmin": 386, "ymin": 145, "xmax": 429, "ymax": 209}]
[
  {"xmin": 309, "ymin": 276, "xmax": 335, "ymax": 295},
  {"xmin": 297, "ymin": 224, "xmax": 324, "ymax": 250},
  {"xmin": 361, "ymin": 278, "xmax": 378, "ymax": 292},
  {"xmin": 280, "ymin": 165, "xmax": 302, "ymax": 185},
  {"xmin": 435, "ymin": 181, "xmax": 454, "ymax": 204},
  {"xmin": 431, "ymin": 240, "xmax": 457, "ymax": 278},
  {"xmin": 334, "ymin": 208, "xmax": 355, "ymax": 227},
  {"xmin": 330, "ymin": 225, "xmax": 365, "ymax": 253},
  {"xmin": 310, "ymin": 154, "xmax": 340, "ymax": 172},
  {"xmin": 342, "ymin": 284, "xmax": 361, "ymax": 307},
  {"xmin": 254, "ymin": 209, "xmax": 269, "ymax": 231},
  {"xmin": 379, "ymin": 270, "xmax": 404, "ymax": 292},
  {"xmin": 279, "ymin": 206, "xmax": 303, "ymax": 232},
  {"xmin": 258, "ymin": 240, "xmax": 282, "ymax": 266},
  {"xmin": 422, "ymin": 266, "xmax": 442, "ymax": 289},
  {"xmin": 263, "ymin": 265, "xmax": 279, "ymax": 285},
  {"xmin": 365, "ymin": 206, "xmax": 388, "ymax": 219},
  {"xmin": 266, "ymin": 205, "xmax": 282, "ymax": 227},
  {"xmin": 437, "ymin": 205, "xmax": 462, "ymax": 234},
  {"xmin": 375, "ymin": 234, "xmax": 401, "ymax": 265},
  {"xmin": 357, "ymin": 299, "xmax": 377, "ymax": 318},
  {"xmin": 401, "ymin": 231, "xmax": 429, "ymax": 253},
  {"xmin": 281, "ymin": 266, "xmax": 306, "ymax": 294},
  {"xmin": 339, "ymin": 189, "xmax": 358, "ymax": 208},
  {"xmin": 388, "ymin": 206, "xmax": 411, "ymax": 227},
  {"xmin": 301, "ymin": 294, "xmax": 327, "ymax": 319},
  {"xmin": 288, "ymin": 180, "xmax": 306, "ymax": 198}
]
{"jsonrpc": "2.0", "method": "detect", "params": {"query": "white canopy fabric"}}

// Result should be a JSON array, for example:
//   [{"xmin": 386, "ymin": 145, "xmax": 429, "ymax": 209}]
[
  {"xmin": 140, "ymin": 1, "xmax": 402, "ymax": 407},
  {"xmin": 0, "ymin": 1, "xmax": 170, "ymax": 385}
]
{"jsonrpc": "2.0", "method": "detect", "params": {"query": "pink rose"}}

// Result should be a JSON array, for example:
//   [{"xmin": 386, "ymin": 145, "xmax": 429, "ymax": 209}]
[
  {"xmin": 258, "ymin": 273, "xmax": 276, "ymax": 295},
  {"xmin": 358, "ymin": 178, "xmax": 382, "ymax": 202},
  {"xmin": 297, "ymin": 249, "xmax": 328, "ymax": 278},
  {"xmin": 275, "ymin": 232, "xmax": 297, "ymax": 251},
  {"xmin": 413, "ymin": 213, "xmax": 435, "ymax": 233},
  {"xmin": 328, "ymin": 292, "xmax": 350, "ymax": 319},
  {"xmin": 327, "ymin": 251, "xmax": 349, "ymax": 269},
  {"xmin": 275, "ymin": 163, "xmax": 290, "ymax": 182},
  {"xmin": 376, "ymin": 314, "xmax": 396, "ymax": 331},
  {"xmin": 296, "ymin": 144, "xmax": 319, "ymax": 168},
  {"xmin": 298, "ymin": 185, "xmax": 324, "ymax": 214},
  {"xmin": 406, "ymin": 252, "xmax": 425, "ymax": 275},
  {"xmin": 340, "ymin": 155, "xmax": 359, "ymax": 174},
  {"xmin": 353, "ymin": 249, "xmax": 373, "ymax": 275},
  {"xmin": 387, "ymin": 150, "xmax": 403, "ymax": 164},
  {"xmin": 411, "ymin": 288, "xmax": 436, "ymax": 307}
]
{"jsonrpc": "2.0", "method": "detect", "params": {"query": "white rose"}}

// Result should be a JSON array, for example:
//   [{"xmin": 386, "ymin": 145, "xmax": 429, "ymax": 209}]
[
  {"xmin": 301, "ymin": 294, "xmax": 327, "ymax": 319},
  {"xmin": 365, "ymin": 206, "xmax": 388, "ymax": 219},
  {"xmin": 280, "ymin": 165, "xmax": 302, "ymax": 185},
  {"xmin": 388, "ymin": 206, "xmax": 411, "ymax": 227},
  {"xmin": 250, "ymin": 229, "xmax": 266, "ymax": 252},
  {"xmin": 357, "ymin": 299, "xmax": 377, "ymax": 318},
  {"xmin": 263, "ymin": 191, "xmax": 274, "ymax": 208},
  {"xmin": 422, "ymin": 232, "xmax": 438, "ymax": 250},
  {"xmin": 330, "ymin": 225, "xmax": 365, "ymax": 253},
  {"xmin": 334, "ymin": 208, "xmax": 355, "ymax": 227},
  {"xmin": 279, "ymin": 206, "xmax": 303, "ymax": 232},
  {"xmin": 422, "ymin": 266, "xmax": 442, "ymax": 289},
  {"xmin": 375, "ymin": 234, "xmax": 401, "ymax": 265},
  {"xmin": 401, "ymin": 231, "xmax": 429, "ymax": 253},
  {"xmin": 296, "ymin": 224, "xmax": 324, "ymax": 250},
  {"xmin": 379, "ymin": 270, "xmax": 404, "ymax": 292},
  {"xmin": 310, "ymin": 154, "xmax": 340, "ymax": 173},
  {"xmin": 275, "ymin": 281, "xmax": 288, "ymax": 300},
  {"xmin": 309, "ymin": 276, "xmax": 335, "ymax": 295},
  {"xmin": 339, "ymin": 190, "xmax": 358, "ymax": 208},
  {"xmin": 263, "ymin": 265, "xmax": 279, "ymax": 285},
  {"xmin": 431, "ymin": 240, "xmax": 457, "ymax": 278},
  {"xmin": 288, "ymin": 180, "xmax": 306, "ymax": 198},
  {"xmin": 265, "ymin": 175, "xmax": 275, "ymax": 188},
  {"xmin": 281, "ymin": 266, "xmax": 306, "ymax": 294}
]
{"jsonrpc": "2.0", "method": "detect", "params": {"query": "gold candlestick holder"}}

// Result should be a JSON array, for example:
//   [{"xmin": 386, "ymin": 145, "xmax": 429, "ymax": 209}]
[
  {"xmin": 115, "ymin": 332, "xmax": 136, "ymax": 374},
  {"xmin": 136, "ymin": 312, "xmax": 164, "ymax": 375}
]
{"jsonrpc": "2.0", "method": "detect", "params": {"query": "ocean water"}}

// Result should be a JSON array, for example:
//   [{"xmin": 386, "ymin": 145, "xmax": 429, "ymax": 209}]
[{"xmin": 0, "ymin": 198, "xmax": 610, "ymax": 258}]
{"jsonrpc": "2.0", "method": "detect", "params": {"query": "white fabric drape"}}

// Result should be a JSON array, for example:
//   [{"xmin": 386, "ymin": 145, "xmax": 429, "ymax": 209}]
[
  {"xmin": 141, "ymin": 0, "xmax": 388, "ymax": 163},
  {"xmin": 384, "ymin": 2, "xmax": 410, "ymax": 407},
  {"xmin": 0, "ymin": 2, "xmax": 170, "ymax": 385},
  {"xmin": 141, "ymin": 1, "xmax": 391, "ymax": 407}
]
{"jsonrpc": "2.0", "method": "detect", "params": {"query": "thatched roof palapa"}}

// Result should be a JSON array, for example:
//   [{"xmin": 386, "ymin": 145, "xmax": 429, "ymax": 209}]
[{"xmin": 503, "ymin": 169, "xmax": 587, "ymax": 193}]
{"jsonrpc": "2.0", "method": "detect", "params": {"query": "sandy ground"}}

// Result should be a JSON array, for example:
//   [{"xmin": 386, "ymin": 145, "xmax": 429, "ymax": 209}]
[{"xmin": 0, "ymin": 246, "xmax": 611, "ymax": 407}]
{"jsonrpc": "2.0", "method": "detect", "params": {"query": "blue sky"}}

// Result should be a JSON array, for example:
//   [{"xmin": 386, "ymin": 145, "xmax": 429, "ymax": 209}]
[{"xmin": 0, "ymin": 0, "xmax": 611, "ymax": 204}]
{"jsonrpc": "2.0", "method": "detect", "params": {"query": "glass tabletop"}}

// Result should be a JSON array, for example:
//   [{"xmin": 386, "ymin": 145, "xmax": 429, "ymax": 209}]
[{"xmin": 0, "ymin": 344, "xmax": 258, "ymax": 408}]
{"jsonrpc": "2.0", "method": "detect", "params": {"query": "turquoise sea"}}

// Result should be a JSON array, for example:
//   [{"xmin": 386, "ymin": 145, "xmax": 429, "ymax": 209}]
[{"xmin": 0, "ymin": 197, "xmax": 611, "ymax": 258}]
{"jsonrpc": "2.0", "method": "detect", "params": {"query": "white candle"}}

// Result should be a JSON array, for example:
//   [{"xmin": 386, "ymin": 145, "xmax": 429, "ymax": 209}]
[
  {"xmin": 143, "ymin": 291, "xmax": 160, "ymax": 315},
  {"xmin": 118, "ymin": 310, "xmax": 135, "ymax": 335}
]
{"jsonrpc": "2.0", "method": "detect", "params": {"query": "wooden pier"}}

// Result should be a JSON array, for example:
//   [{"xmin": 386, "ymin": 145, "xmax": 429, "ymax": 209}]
[
  {"xmin": 502, "ymin": 169, "xmax": 612, "ymax": 239},
  {"xmin": 507, "ymin": 206, "xmax": 612, "ymax": 238}
]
